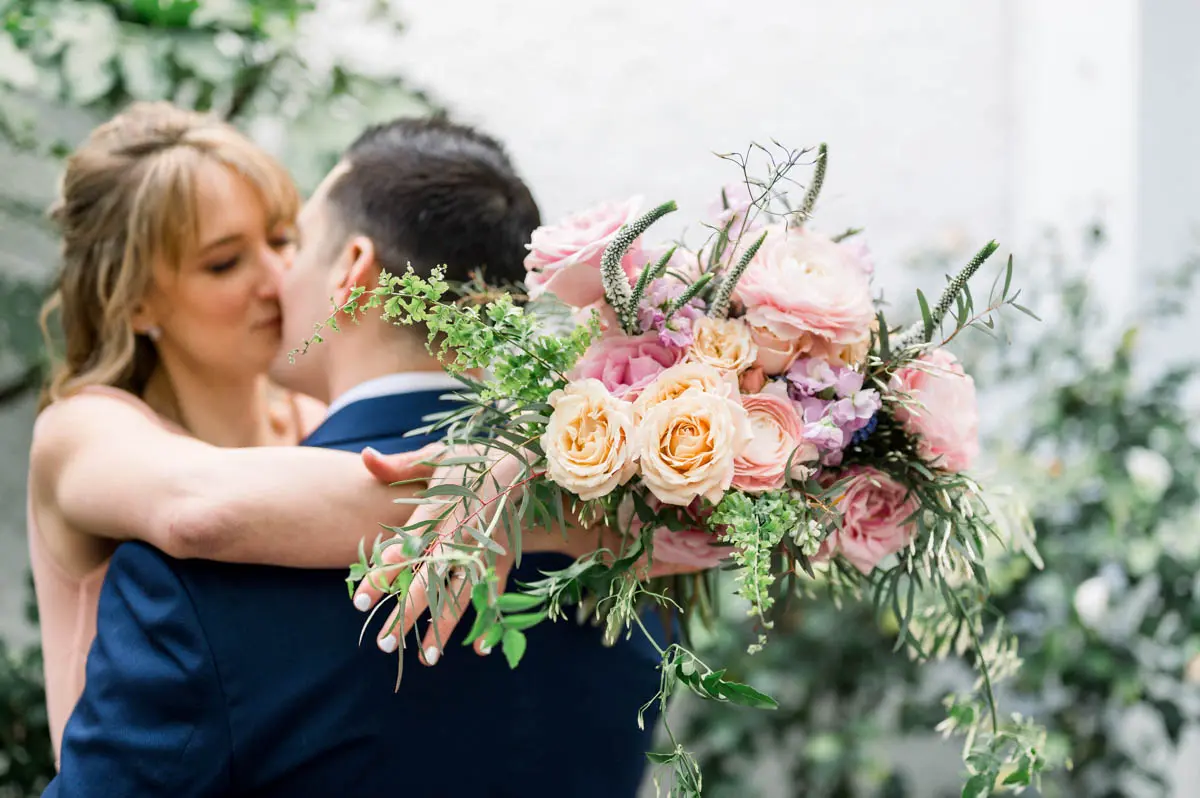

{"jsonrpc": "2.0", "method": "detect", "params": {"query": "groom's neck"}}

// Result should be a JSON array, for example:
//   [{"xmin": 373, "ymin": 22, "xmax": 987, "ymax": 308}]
[{"xmin": 324, "ymin": 327, "xmax": 446, "ymax": 405}]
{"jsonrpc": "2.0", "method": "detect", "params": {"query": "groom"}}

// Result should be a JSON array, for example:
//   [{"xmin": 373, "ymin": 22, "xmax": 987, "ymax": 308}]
[{"xmin": 45, "ymin": 117, "xmax": 665, "ymax": 797}]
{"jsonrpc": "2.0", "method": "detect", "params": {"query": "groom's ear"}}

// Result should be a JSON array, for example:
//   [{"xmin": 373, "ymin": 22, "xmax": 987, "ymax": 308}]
[{"xmin": 332, "ymin": 235, "xmax": 378, "ymax": 302}]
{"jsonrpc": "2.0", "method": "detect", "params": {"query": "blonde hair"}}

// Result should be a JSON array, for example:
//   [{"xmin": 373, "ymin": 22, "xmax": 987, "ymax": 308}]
[{"xmin": 38, "ymin": 101, "xmax": 299, "ymax": 410}]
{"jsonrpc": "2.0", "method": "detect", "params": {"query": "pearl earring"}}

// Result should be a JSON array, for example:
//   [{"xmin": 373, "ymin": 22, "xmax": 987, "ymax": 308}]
[{"xmin": 142, "ymin": 326, "xmax": 162, "ymax": 341}]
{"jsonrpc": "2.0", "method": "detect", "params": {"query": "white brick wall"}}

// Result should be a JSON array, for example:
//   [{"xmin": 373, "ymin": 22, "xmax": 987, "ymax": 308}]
[{"xmin": 317, "ymin": 0, "xmax": 1013, "ymax": 304}]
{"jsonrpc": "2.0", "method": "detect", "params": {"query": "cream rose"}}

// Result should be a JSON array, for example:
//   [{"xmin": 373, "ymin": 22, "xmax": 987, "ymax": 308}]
[
  {"xmin": 635, "ymin": 388, "xmax": 752, "ymax": 506},
  {"xmin": 688, "ymin": 317, "xmax": 758, "ymax": 373},
  {"xmin": 542, "ymin": 379, "xmax": 638, "ymax": 500},
  {"xmin": 632, "ymin": 362, "xmax": 739, "ymax": 422}
]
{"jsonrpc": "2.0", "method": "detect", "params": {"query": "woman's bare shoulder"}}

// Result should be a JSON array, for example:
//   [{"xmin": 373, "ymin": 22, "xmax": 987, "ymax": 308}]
[{"xmin": 31, "ymin": 388, "xmax": 172, "ymax": 477}]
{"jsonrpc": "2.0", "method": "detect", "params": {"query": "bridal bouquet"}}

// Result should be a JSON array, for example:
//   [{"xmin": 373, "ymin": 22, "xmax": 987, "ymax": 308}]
[{"xmin": 330, "ymin": 145, "xmax": 1050, "ymax": 796}]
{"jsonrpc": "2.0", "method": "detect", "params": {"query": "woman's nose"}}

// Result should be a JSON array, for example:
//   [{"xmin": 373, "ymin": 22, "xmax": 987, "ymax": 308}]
[{"xmin": 258, "ymin": 252, "xmax": 285, "ymax": 298}]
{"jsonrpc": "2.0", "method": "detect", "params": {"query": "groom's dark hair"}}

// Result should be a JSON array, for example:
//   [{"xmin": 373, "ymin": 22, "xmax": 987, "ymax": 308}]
[{"xmin": 323, "ymin": 115, "xmax": 540, "ymax": 287}]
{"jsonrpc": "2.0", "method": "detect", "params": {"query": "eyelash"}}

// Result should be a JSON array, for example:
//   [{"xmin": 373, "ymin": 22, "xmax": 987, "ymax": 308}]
[
  {"xmin": 206, "ymin": 234, "xmax": 294, "ymax": 274},
  {"xmin": 271, "ymin": 232, "xmax": 297, "ymax": 251}
]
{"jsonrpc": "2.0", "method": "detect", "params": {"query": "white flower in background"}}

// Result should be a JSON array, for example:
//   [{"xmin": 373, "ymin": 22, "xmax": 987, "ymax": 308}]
[
  {"xmin": 1073, "ymin": 575, "xmax": 1111, "ymax": 629},
  {"xmin": 1124, "ymin": 447, "xmax": 1172, "ymax": 500}
]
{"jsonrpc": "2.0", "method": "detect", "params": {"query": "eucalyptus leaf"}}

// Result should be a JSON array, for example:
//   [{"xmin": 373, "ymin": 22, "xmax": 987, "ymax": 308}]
[
  {"xmin": 501, "ymin": 611, "xmax": 547, "ymax": 631},
  {"xmin": 715, "ymin": 681, "xmax": 778, "ymax": 710},
  {"xmin": 501, "ymin": 628, "xmax": 527, "ymax": 669},
  {"xmin": 495, "ymin": 593, "xmax": 544, "ymax": 612}
]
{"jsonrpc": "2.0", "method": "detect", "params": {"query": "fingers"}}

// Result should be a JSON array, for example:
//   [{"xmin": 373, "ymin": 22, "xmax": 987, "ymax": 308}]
[
  {"xmin": 353, "ymin": 486, "xmax": 449, "ymax": 613},
  {"xmin": 419, "ymin": 567, "xmax": 473, "ymax": 664},
  {"xmin": 362, "ymin": 443, "xmax": 443, "ymax": 485},
  {"xmin": 352, "ymin": 534, "xmax": 410, "ymax": 613},
  {"xmin": 375, "ymin": 561, "xmax": 431, "ymax": 654}
]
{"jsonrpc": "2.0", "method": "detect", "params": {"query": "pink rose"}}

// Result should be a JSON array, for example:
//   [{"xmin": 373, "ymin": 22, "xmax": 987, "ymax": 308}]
[
  {"xmin": 733, "ymin": 389, "xmax": 813, "ymax": 493},
  {"xmin": 828, "ymin": 467, "xmax": 918, "ymax": 574},
  {"xmin": 890, "ymin": 348, "xmax": 979, "ymax": 473},
  {"xmin": 749, "ymin": 324, "xmax": 804, "ymax": 376},
  {"xmin": 569, "ymin": 332, "xmax": 684, "ymax": 400},
  {"xmin": 651, "ymin": 527, "xmax": 733, "ymax": 569},
  {"xmin": 617, "ymin": 496, "xmax": 733, "ymax": 569},
  {"xmin": 735, "ymin": 225, "xmax": 875, "ymax": 349},
  {"xmin": 524, "ymin": 197, "xmax": 643, "ymax": 307}
]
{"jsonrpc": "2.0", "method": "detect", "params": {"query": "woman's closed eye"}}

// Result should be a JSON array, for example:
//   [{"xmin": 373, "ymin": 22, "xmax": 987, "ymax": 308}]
[
  {"xmin": 206, "ymin": 256, "xmax": 240, "ymax": 275},
  {"xmin": 269, "ymin": 227, "xmax": 298, "ymax": 252}
]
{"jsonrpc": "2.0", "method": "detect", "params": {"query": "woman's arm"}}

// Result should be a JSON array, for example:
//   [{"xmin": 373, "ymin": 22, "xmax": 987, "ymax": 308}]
[{"xmin": 31, "ymin": 393, "xmax": 433, "ymax": 568}]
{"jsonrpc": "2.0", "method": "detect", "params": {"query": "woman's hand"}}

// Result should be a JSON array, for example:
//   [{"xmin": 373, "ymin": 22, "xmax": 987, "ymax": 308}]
[{"xmin": 353, "ymin": 446, "xmax": 707, "ymax": 665}]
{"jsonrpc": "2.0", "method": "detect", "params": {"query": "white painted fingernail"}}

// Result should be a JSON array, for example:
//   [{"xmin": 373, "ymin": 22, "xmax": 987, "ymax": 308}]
[
  {"xmin": 424, "ymin": 646, "xmax": 440, "ymax": 665},
  {"xmin": 378, "ymin": 635, "xmax": 398, "ymax": 654},
  {"xmin": 354, "ymin": 593, "xmax": 371, "ymax": 612},
  {"xmin": 479, "ymin": 645, "xmax": 492, "ymax": 656}
]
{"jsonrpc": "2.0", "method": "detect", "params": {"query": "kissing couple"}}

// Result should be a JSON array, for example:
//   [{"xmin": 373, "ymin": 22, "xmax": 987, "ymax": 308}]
[{"xmin": 30, "ymin": 103, "xmax": 688, "ymax": 797}]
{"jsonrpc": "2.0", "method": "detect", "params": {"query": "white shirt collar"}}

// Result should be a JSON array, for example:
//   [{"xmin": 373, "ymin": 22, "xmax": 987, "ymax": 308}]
[{"xmin": 325, "ymin": 372, "xmax": 465, "ymax": 418}]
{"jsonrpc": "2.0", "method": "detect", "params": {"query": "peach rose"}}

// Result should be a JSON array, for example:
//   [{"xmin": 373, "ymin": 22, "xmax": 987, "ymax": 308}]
[
  {"xmin": 632, "ymin": 362, "xmax": 739, "ymax": 421},
  {"xmin": 732, "ymin": 389, "xmax": 815, "ymax": 493},
  {"xmin": 749, "ymin": 324, "xmax": 805, "ymax": 376},
  {"xmin": 734, "ymin": 225, "xmax": 875, "ymax": 350},
  {"xmin": 738, "ymin": 366, "xmax": 768, "ymax": 394},
  {"xmin": 524, "ymin": 197, "xmax": 643, "ymax": 307},
  {"xmin": 890, "ymin": 348, "xmax": 979, "ymax": 473},
  {"xmin": 569, "ymin": 332, "xmax": 685, "ymax": 400},
  {"xmin": 803, "ymin": 315, "xmax": 879, "ymax": 368},
  {"xmin": 635, "ymin": 388, "xmax": 752, "ymax": 506},
  {"xmin": 688, "ymin": 317, "xmax": 757, "ymax": 373},
  {"xmin": 542, "ymin": 379, "xmax": 638, "ymax": 500},
  {"xmin": 828, "ymin": 467, "xmax": 918, "ymax": 574}
]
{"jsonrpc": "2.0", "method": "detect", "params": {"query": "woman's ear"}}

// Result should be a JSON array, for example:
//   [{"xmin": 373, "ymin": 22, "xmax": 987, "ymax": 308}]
[
  {"xmin": 333, "ymin": 236, "xmax": 378, "ymax": 303},
  {"xmin": 129, "ymin": 300, "xmax": 160, "ymax": 339}
]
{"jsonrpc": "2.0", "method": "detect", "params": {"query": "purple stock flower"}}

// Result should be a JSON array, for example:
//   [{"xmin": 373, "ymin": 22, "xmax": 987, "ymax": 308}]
[
  {"xmin": 828, "ymin": 389, "xmax": 881, "ymax": 433},
  {"xmin": 834, "ymin": 368, "xmax": 865, "ymax": 398},
  {"xmin": 637, "ymin": 278, "xmax": 705, "ymax": 350},
  {"xmin": 797, "ymin": 385, "xmax": 881, "ymax": 458},
  {"xmin": 658, "ymin": 322, "xmax": 695, "ymax": 349},
  {"xmin": 787, "ymin": 358, "xmax": 839, "ymax": 397},
  {"xmin": 638, "ymin": 305, "xmax": 665, "ymax": 333},
  {"xmin": 803, "ymin": 417, "xmax": 845, "ymax": 451}
]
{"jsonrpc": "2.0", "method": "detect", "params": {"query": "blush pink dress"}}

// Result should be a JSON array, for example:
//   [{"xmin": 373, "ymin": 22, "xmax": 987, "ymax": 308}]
[{"xmin": 27, "ymin": 384, "xmax": 307, "ymax": 764}]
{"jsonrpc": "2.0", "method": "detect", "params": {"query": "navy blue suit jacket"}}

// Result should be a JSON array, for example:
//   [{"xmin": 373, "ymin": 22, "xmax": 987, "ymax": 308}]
[{"xmin": 45, "ymin": 389, "xmax": 664, "ymax": 797}]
